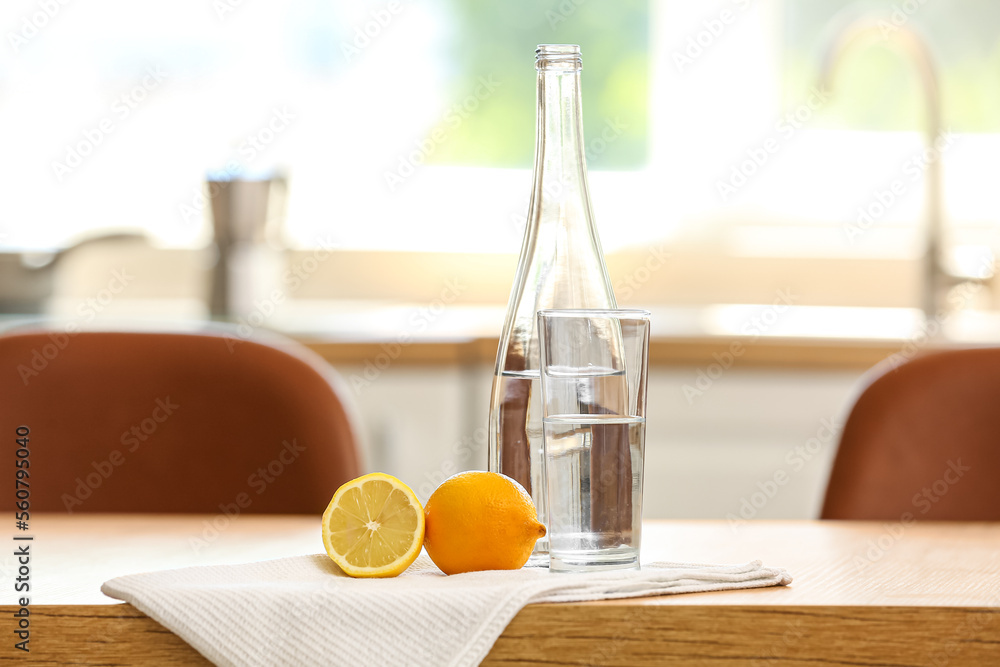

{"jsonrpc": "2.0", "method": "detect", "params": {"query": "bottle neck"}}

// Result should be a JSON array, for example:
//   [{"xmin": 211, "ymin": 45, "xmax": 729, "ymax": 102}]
[{"xmin": 530, "ymin": 65, "xmax": 591, "ymax": 225}]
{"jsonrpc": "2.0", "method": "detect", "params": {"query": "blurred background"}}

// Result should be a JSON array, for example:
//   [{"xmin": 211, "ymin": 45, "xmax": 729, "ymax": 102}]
[{"xmin": 2, "ymin": 0, "xmax": 998, "ymax": 518}]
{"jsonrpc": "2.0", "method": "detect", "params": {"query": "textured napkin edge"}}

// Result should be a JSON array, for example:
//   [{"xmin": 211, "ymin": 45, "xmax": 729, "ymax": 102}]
[
  {"xmin": 101, "ymin": 557, "xmax": 794, "ymax": 667},
  {"xmin": 449, "ymin": 579, "xmax": 558, "ymax": 667},
  {"xmin": 102, "ymin": 579, "xmax": 237, "ymax": 667},
  {"xmin": 537, "ymin": 567, "xmax": 793, "ymax": 604}
]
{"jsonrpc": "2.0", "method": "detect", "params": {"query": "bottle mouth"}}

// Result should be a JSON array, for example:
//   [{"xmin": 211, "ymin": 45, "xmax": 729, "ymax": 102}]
[{"xmin": 536, "ymin": 44, "xmax": 582, "ymax": 71}]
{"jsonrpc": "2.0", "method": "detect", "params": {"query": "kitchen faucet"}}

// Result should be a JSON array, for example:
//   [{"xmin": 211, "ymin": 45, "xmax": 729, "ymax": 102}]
[{"xmin": 818, "ymin": 17, "xmax": 971, "ymax": 322}]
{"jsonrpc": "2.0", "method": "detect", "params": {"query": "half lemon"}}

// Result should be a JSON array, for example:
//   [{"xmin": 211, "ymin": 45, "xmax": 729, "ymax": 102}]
[{"xmin": 322, "ymin": 472, "xmax": 425, "ymax": 578}]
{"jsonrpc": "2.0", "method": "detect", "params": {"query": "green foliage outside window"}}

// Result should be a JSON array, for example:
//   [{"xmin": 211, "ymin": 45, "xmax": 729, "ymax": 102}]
[{"xmin": 429, "ymin": 0, "xmax": 650, "ymax": 169}]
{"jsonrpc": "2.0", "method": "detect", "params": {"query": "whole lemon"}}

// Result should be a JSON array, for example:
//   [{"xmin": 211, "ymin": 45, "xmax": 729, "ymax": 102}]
[{"xmin": 423, "ymin": 471, "xmax": 546, "ymax": 575}]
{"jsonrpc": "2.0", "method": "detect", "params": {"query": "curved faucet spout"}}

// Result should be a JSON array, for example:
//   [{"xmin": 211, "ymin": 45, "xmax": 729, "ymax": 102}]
[{"xmin": 818, "ymin": 17, "xmax": 949, "ymax": 322}]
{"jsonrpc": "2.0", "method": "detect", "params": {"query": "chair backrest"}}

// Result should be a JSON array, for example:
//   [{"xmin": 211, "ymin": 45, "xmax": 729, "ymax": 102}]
[
  {"xmin": 1, "ymin": 328, "xmax": 361, "ymax": 514},
  {"xmin": 822, "ymin": 348, "xmax": 1000, "ymax": 520}
]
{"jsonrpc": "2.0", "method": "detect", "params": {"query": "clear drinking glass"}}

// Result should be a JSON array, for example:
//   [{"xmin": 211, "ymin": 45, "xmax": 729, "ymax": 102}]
[{"xmin": 537, "ymin": 309, "xmax": 650, "ymax": 573}]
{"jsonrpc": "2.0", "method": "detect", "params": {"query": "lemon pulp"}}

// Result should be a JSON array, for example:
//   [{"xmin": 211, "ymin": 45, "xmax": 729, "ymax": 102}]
[{"xmin": 322, "ymin": 472, "xmax": 424, "ymax": 578}]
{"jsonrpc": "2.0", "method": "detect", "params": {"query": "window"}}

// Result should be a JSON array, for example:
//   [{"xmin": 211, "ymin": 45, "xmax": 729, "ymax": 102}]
[
  {"xmin": 652, "ymin": 0, "xmax": 999, "ymax": 262},
  {"xmin": 2, "ymin": 0, "xmax": 998, "ymax": 304},
  {"xmin": 1, "ymin": 0, "xmax": 648, "ymax": 254}
]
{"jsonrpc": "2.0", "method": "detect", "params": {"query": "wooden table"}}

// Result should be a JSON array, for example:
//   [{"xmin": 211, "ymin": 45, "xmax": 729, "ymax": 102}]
[
  {"xmin": 301, "ymin": 334, "xmax": 907, "ymax": 370},
  {"xmin": 2, "ymin": 516, "xmax": 999, "ymax": 665}
]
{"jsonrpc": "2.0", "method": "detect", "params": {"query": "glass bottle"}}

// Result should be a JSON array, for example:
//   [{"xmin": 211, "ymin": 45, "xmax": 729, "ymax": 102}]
[{"xmin": 488, "ymin": 44, "xmax": 618, "ymax": 558}]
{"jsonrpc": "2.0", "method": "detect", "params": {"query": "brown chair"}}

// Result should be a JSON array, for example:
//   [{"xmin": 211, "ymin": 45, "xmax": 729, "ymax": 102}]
[
  {"xmin": 822, "ymin": 348, "xmax": 1000, "ymax": 520},
  {"xmin": 1, "ymin": 327, "xmax": 361, "ymax": 514}
]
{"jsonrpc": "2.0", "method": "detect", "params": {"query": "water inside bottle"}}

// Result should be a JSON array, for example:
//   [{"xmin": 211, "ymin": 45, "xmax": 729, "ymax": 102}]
[{"xmin": 493, "ymin": 369, "xmax": 547, "ymax": 558}]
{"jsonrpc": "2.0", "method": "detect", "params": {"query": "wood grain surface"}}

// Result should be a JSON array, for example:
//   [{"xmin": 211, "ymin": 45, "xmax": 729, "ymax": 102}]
[
  {"xmin": 2, "ymin": 516, "xmax": 999, "ymax": 665},
  {"xmin": 302, "ymin": 336, "xmax": 903, "ymax": 369}
]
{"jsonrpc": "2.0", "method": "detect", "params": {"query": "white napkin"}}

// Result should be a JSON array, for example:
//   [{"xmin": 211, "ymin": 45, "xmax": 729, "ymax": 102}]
[{"xmin": 102, "ymin": 554, "xmax": 791, "ymax": 667}]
